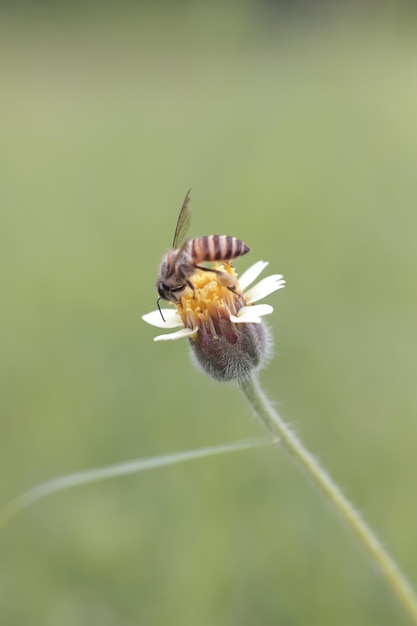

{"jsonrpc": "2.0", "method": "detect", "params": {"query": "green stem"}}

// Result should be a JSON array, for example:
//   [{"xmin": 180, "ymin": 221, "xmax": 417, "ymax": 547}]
[
  {"xmin": 240, "ymin": 373, "xmax": 417, "ymax": 624},
  {"xmin": 0, "ymin": 437, "xmax": 271, "ymax": 532}
]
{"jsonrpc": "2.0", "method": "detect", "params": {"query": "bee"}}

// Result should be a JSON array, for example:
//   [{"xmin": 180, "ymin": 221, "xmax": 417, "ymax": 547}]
[{"xmin": 156, "ymin": 189, "xmax": 250, "ymax": 317}]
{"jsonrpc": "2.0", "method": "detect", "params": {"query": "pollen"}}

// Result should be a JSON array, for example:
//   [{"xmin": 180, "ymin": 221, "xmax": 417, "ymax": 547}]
[{"xmin": 175, "ymin": 264, "xmax": 245, "ymax": 331}]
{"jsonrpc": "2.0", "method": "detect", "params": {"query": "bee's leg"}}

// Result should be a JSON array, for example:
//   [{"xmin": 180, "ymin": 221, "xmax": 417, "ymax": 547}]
[
  {"xmin": 196, "ymin": 265, "xmax": 216, "ymax": 273},
  {"xmin": 218, "ymin": 272, "xmax": 236, "ymax": 290},
  {"xmin": 196, "ymin": 265, "xmax": 236, "ymax": 290},
  {"xmin": 186, "ymin": 279, "xmax": 196, "ymax": 298}
]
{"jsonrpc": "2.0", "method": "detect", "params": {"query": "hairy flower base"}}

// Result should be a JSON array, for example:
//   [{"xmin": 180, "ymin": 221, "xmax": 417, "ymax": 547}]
[
  {"xmin": 142, "ymin": 260, "xmax": 285, "ymax": 382},
  {"xmin": 190, "ymin": 318, "xmax": 272, "ymax": 382}
]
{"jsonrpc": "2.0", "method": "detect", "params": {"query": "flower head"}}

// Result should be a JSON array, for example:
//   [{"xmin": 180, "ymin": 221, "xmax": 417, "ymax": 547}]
[{"xmin": 142, "ymin": 260, "xmax": 285, "ymax": 382}]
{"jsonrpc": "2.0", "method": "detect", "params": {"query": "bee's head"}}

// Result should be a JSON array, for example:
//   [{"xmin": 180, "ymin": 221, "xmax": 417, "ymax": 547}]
[
  {"xmin": 157, "ymin": 280, "xmax": 185, "ymax": 300},
  {"xmin": 156, "ymin": 282, "xmax": 186, "ymax": 322},
  {"xmin": 157, "ymin": 281, "xmax": 171, "ymax": 301}
]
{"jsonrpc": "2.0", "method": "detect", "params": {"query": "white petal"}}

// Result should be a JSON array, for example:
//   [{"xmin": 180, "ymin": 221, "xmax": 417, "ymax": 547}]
[
  {"xmin": 230, "ymin": 314, "xmax": 263, "ymax": 324},
  {"xmin": 238, "ymin": 260, "xmax": 269, "ymax": 291},
  {"xmin": 154, "ymin": 327, "xmax": 197, "ymax": 342},
  {"xmin": 142, "ymin": 309, "xmax": 183, "ymax": 329},
  {"xmin": 244, "ymin": 275, "xmax": 285, "ymax": 303},
  {"xmin": 230, "ymin": 304, "xmax": 274, "ymax": 324},
  {"xmin": 241, "ymin": 303, "xmax": 274, "ymax": 317}
]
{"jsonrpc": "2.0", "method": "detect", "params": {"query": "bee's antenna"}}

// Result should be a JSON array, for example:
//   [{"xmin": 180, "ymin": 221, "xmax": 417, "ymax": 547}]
[{"xmin": 157, "ymin": 298, "xmax": 165, "ymax": 322}]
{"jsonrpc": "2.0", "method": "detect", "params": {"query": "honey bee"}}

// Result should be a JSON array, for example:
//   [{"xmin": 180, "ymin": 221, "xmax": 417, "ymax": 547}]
[{"xmin": 156, "ymin": 189, "xmax": 250, "ymax": 317}]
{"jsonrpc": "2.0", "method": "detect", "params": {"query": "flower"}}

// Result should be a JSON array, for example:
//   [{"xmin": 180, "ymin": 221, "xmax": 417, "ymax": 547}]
[{"xmin": 142, "ymin": 260, "xmax": 285, "ymax": 382}]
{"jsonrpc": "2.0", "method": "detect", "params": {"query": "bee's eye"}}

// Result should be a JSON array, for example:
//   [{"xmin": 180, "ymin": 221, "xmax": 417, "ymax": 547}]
[{"xmin": 157, "ymin": 282, "xmax": 169, "ymax": 298}]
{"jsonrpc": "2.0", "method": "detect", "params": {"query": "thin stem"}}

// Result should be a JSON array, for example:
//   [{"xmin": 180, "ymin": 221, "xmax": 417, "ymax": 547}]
[
  {"xmin": 0, "ymin": 437, "xmax": 271, "ymax": 532},
  {"xmin": 240, "ymin": 373, "xmax": 417, "ymax": 624}
]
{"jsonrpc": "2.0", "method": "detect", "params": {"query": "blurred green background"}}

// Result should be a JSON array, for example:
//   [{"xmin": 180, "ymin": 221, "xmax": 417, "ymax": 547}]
[{"xmin": 1, "ymin": 2, "xmax": 417, "ymax": 624}]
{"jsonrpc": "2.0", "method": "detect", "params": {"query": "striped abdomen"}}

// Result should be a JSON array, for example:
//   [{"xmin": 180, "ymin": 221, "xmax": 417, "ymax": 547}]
[{"xmin": 191, "ymin": 235, "xmax": 250, "ymax": 263}]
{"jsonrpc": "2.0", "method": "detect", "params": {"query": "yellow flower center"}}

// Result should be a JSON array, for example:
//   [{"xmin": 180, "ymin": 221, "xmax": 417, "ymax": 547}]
[{"xmin": 175, "ymin": 263, "xmax": 246, "ymax": 331}]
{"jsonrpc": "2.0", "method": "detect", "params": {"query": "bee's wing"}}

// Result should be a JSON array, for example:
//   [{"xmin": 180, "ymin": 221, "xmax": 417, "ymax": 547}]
[{"xmin": 172, "ymin": 189, "xmax": 192, "ymax": 248}]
